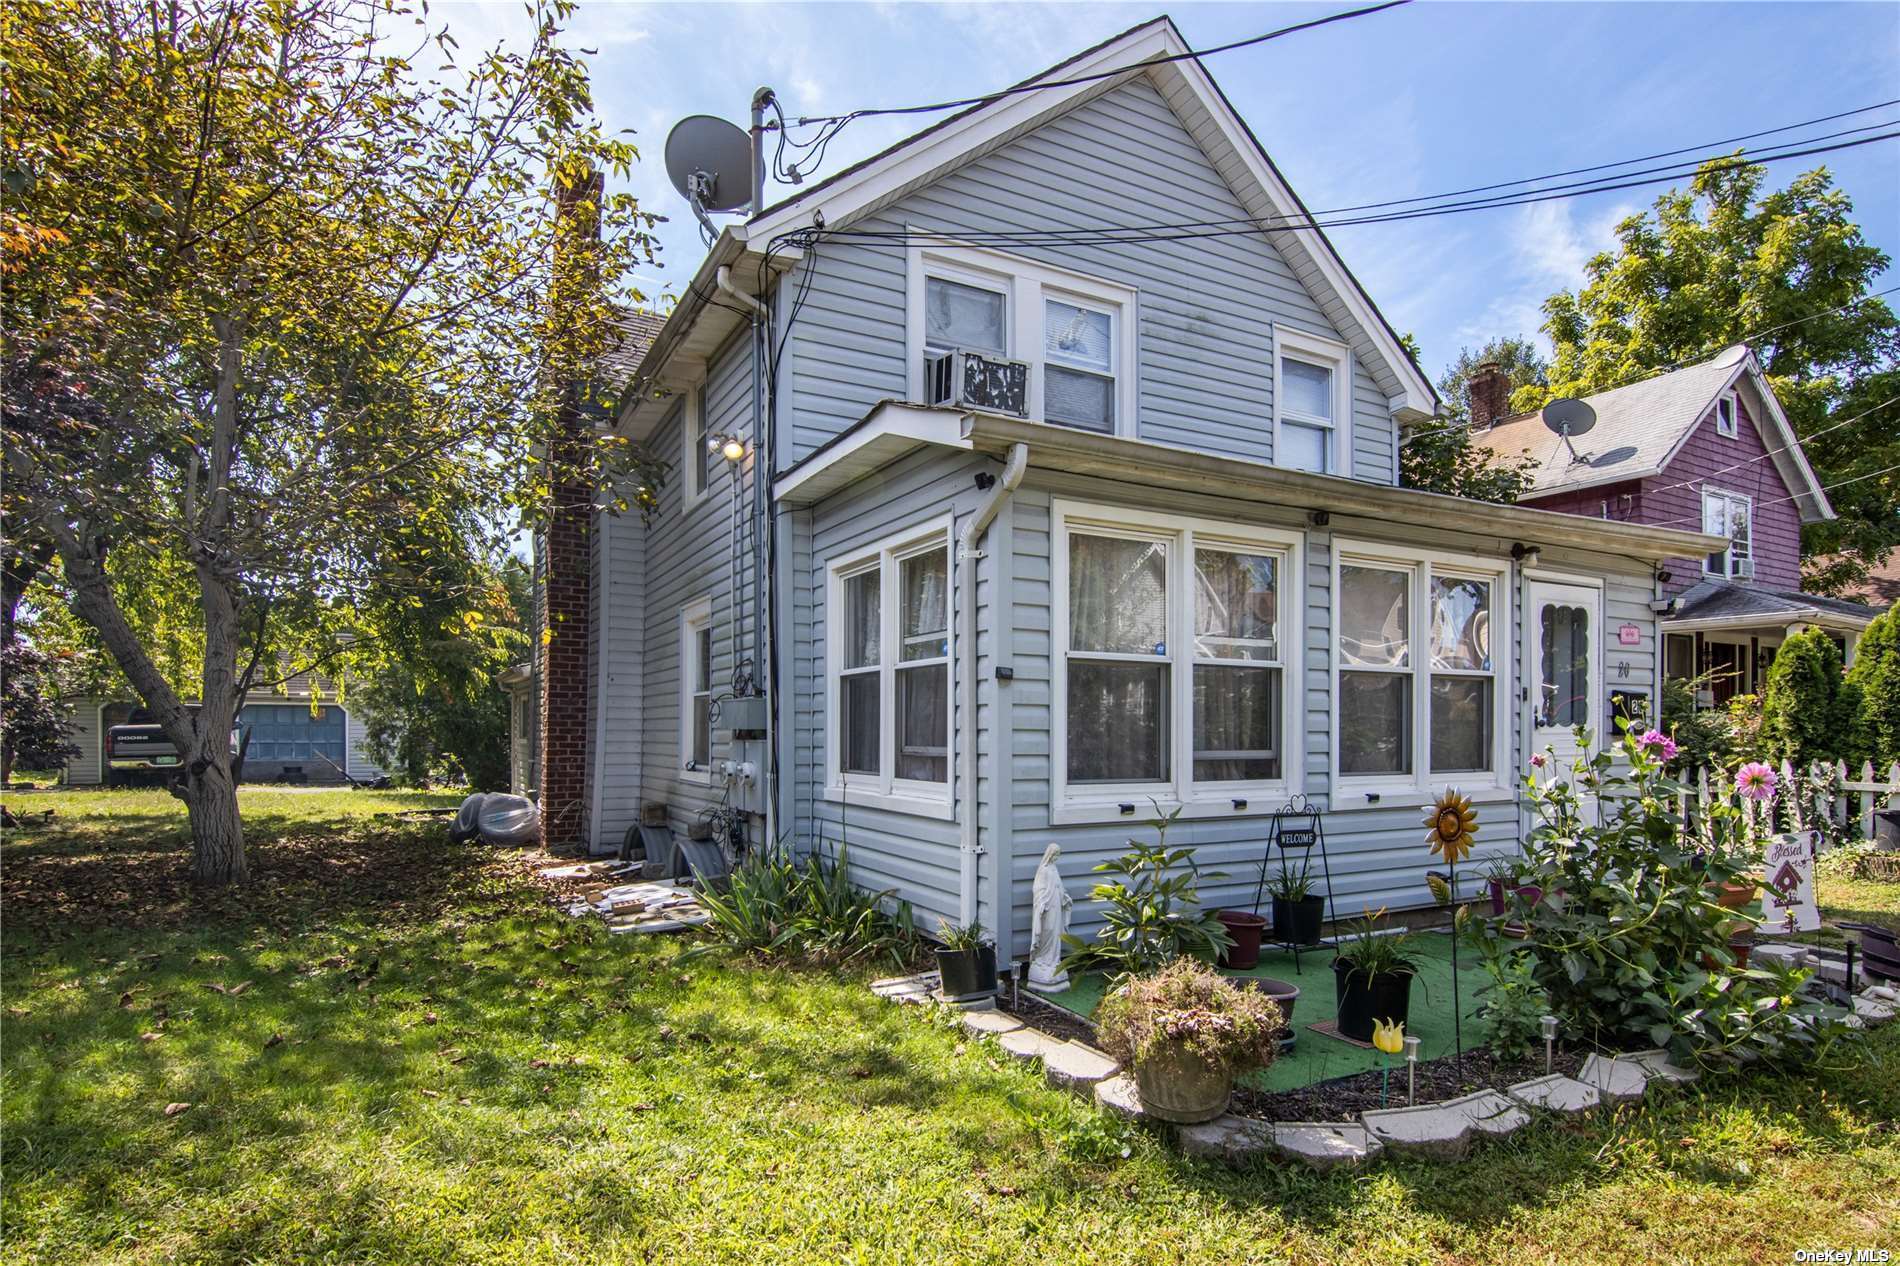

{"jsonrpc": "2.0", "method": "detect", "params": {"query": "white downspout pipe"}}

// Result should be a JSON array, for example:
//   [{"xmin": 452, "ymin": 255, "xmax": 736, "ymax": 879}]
[{"xmin": 957, "ymin": 442, "xmax": 1028, "ymax": 930}]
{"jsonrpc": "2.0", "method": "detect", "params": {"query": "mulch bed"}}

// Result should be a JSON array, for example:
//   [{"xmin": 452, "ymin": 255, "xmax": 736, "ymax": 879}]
[
  {"xmin": 1233, "ymin": 1046, "xmax": 1587, "ymax": 1123},
  {"xmin": 1001, "ymin": 985, "xmax": 1101, "ymax": 1047}
]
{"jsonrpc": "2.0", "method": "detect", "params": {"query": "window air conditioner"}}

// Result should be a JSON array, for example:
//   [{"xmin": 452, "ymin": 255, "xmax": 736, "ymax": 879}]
[
  {"xmin": 923, "ymin": 348, "xmax": 1030, "ymax": 418},
  {"xmin": 1733, "ymin": 558, "xmax": 1755, "ymax": 580}
]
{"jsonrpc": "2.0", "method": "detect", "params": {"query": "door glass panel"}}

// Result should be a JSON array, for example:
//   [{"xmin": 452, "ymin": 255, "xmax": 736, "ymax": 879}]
[{"xmin": 1539, "ymin": 603, "xmax": 1591, "ymax": 728}]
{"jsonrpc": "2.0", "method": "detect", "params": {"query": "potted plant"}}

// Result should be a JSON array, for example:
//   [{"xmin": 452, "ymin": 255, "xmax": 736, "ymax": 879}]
[
  {"xmin": 935, "ymin": 920, "xmax": 997, "ymax": 1000},
  {"xmin": 1096, "ymin": 957, "xmax": 1282, "ymax": 1124},
  {"xmin": 1332, "ymin": 908, "xmax": 1420, "ymax": 1044},
  {"xmin": 1216, "ymin": 907, "xmax": 1268, "ymax": 970},
  {"xmin": 1480, "ymin": 855, "xmax": 1520, "ymax": 916},
  {"xmin": 1268, "ymin": 855, "xmax": 1326, "ymax": 946}
]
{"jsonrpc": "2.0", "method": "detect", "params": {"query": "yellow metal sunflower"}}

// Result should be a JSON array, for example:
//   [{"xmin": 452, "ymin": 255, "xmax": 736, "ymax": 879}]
[
  {"xmin": 1371, "ymin": 1018, "xmax": 1406, "ymax": 1055},
  {"xmin": 1424, "ymin": 788, "xmax": 1478, "ymax": 865}
]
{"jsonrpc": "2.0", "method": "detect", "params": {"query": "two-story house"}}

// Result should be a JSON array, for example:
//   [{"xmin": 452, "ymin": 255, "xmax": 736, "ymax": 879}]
[
  {"xmin": 526, "ymin": 17, "xmax": 1724, "ymax": 964},
  {"xmin": 1467, "ymin": 346, "xmax": 1886, "ymax": 707}
]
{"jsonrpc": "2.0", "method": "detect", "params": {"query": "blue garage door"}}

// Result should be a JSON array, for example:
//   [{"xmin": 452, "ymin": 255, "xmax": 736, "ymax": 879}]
[{"xmin": 240, "ymin": 704, "xmax": 346, "ymax": 768}]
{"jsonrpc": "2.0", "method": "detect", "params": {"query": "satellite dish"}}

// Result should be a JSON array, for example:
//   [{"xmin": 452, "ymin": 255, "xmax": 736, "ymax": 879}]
[
  {"xmin": 665, "ymin": 115, "xmax": 753, "ymax": 212},
  {"xmin": 1541, "ymin": 397, "xmax": 1598, "ymax": 438}
]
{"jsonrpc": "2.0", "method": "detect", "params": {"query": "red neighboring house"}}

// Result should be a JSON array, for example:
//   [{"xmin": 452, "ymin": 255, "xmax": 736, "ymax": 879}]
[{"xmin": 1469, "ymin": 344, "xmax": 1885, "ymax": 707}]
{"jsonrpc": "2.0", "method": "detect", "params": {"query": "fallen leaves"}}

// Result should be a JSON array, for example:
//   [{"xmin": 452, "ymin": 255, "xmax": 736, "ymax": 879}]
[
  {"xmin": 264, "ymin": 1033, "xmax": 284, "ymax": 1049},
  {"xmin": 163, "ymin": 1102, "xmax": 191, "ymax": 1117}
]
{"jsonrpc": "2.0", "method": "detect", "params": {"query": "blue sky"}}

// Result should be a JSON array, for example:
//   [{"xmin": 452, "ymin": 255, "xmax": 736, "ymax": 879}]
[{"xmin": 446, "ymin": 1, "xmax": 1899, "ymax": 383}]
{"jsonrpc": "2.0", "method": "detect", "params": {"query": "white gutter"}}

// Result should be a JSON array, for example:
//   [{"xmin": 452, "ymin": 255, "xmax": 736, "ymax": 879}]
[
  {"xmin": 716, "ymin": 265, "xmax": 768, "ymax": 319},
  {"xmin": 957, "ymin": 442, "xmax": 1028, "ymax": 930}
]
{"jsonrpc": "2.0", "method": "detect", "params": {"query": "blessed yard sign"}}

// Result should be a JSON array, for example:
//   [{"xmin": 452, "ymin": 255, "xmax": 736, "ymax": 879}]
[{"xmin": 1760, "ymin": 830, "xmax": 1821, "ymax": 934}]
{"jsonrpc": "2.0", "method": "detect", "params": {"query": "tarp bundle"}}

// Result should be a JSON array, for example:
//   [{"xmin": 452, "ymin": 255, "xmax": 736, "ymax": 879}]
[{"xmin": 449, "ymin": 792, "xmax": 540, "ymax": 845}]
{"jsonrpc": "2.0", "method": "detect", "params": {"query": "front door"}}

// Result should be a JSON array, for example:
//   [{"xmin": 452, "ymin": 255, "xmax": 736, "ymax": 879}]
[{"xmin": 1526, "ymin": 581, "xmax": 1602, "ymax": 807}]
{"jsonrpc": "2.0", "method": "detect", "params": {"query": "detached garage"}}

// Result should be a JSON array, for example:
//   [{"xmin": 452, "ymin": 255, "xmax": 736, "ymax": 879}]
[{"xmin": 61, "ymin": 695, "xmax": 383, "ymax": 786}]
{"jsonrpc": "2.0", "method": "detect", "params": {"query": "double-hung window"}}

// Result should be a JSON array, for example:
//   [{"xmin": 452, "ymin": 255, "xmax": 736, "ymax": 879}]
[
  {"xmin": 827, "ymin": 520, "xmax": 954, "ymax": 815},
  {"xmin": 907, "ymin": 240, "xmax": 1136, "ymax": 436},
  {"xmin": 1055, "ymin": 501, "xmax": 1298, "ymax": 821},
  {"xmin": 1714, "ymin": 391, "xmax": 1739, "ymax": 438},
  {"xmin": 1273, "ymin": 325, "xmax": 1351, "ymax": 475},
  {"xmin": 680, "ymin": 597, "xmax": 713, "ymax": 778},
  {"xmin": 1336, "ymin": 544, "xmax": 1506, "ymax": 790},
  {"xmin": 1702, "ymin": 489, "xmax": 1752, "ymax": 577}
]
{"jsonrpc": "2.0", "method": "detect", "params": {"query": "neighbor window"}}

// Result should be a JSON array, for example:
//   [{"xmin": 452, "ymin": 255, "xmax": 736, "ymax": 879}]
[
  {"xmin": 1274, "ymin": 325, "xmax": 1350, "ymax": 475},
  {"xmin": 907, "ymin": 241, "xmax": 1135, "ymax": 435},
  {"xmin": 1715, "ymin": 392, "xmax": 1739, "ymax": 438},
  {"xmin": 1337, "ymin": 545, "xmax": 1506, "ymax": 787},
  {"xmin": 1055, "ymin": 502, "xmax": 1297, "ymax": 819},
  {"xmin": 827, "ymin": 522, "xmax": 953, "ymax": 810},
  {"xmin": 680, "ymin": 597, "xmax": 713, "ymax": 776},
  {"xmin": 1702, "ymin": 489, "xmax": 1752, "ymax": 577}
]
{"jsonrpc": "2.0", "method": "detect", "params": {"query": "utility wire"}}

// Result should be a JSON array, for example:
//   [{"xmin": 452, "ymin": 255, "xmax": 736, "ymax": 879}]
[
  {"xmin": 1636, "ymin": 395, "xmax": 1900, "ymax": 500},
  {"xmin": 1401, "ymin": 285, "xmax": 1900, "ymax": 445},
  {"xmin": 792, "ymin": 1, "xmax": 1413, "ymax": 127},
  {"xmin": 1653, "ymin": 457, "xmax": 1900, "ymax": 529}
]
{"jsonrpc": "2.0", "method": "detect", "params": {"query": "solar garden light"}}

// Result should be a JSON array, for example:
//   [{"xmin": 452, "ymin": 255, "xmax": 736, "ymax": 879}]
[
  {"xmin": 1541, "ymin": 1014, "xmax": 1560, "ymax": 1074},
  {"xmin": 1403, "ymin": 1033, "xmax": 1421, "ymax": 1104}
]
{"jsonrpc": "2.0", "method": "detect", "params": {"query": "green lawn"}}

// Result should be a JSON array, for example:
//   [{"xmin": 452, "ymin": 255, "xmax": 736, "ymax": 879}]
[{"xmin": 4, "ymin": 790, "xmax": 1898, "ymax": 1264}]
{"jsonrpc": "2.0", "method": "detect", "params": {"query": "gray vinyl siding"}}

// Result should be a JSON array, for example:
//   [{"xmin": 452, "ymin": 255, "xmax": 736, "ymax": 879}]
[
  {"xmin": 790, "ymin": 447, "xmax": 1003, "ymax": 938},
  {"xmin": 636, "ymin": 328, "xmax": 762, "ymax": 837},
  {"xmin": 785, "ymin": 77, "xmax": 1396, "ymax": 483},
  {"xmin": 993, "ymin": 474, "xmax": 1660, "ymax": 960},
  {"xmin": 583, "ymin": 507, "xmax": 646, "ymax": 851}
]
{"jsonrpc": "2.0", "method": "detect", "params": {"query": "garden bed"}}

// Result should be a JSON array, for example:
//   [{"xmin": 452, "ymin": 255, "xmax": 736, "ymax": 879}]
[{"xmin": 1232, "ymin": 1045, "xmax": 1586, "ymax": 1123}]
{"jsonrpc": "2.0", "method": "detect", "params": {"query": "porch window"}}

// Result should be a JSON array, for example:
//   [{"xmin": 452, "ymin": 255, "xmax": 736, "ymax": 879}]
[
  {"xmin": 680, "ymin": 597, "xmax": 713, "ymax": 777},
  {"xmin": 1665, "ymin": 633, "xmax": 1696, "ymax": 682},
  {"xmin": 1336, "ymin": 544, "xmax": 1508, "ymax": 790},
  {"xmin": 1702, "ymin": 489, "xmax": 1752, "ymax": 578},
  {"xmin": 1054, "ymin": 501, "xmax": 1298, "ymax": 821},
  {"xmin": 826, "ymin": 521, "xmax": 954, "ymax": 813}
]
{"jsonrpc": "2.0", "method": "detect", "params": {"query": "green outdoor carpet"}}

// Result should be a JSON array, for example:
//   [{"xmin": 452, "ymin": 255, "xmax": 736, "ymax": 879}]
[{"xmin": 1033, "ymin": 932, "xmax": 1491, "ymax": 1092}]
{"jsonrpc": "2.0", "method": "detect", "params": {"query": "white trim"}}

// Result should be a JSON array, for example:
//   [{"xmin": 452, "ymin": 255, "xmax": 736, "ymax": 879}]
[
  {"xmin": 823, "ymin": 515, "xmax": 957, "ymax": 819},
  {"xmin": 679, "ymin": 595, "xmax": 713, "ymax": 784},
  {"xmin": 1330, "ymin": 538, "xmax": 1513, "ymax": 799},
  {"xmin": 904, "ymin": 237, "xmax": 1138, "ymax": 437},
  {"xmin": 742, "ymin": 18, "xmax": 1431, "ymax": 415},
  {"xmin": 680, "ymin": 387, "xmax": 710, "ymax": 508},
  {"xmin": 1273, "ymin": 324, "xmax": 1352, "ymax": 477},
  {"xmin": 1051, "ymin": 498, "xmax": 1303, "ymax": 824}
]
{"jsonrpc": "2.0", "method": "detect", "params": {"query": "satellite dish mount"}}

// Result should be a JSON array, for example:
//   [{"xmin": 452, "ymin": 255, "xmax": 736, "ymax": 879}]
[
  {"xmin": 665, "ymin": 100, "xmax": 770, "ymax": 247},
  {"xmin": 1541, "ymin": 397, "xmax": 1598, "ymax": 464}
]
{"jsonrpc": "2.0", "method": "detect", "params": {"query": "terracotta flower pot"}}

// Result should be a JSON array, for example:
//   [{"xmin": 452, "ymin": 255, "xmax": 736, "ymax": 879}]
[
  {"xmin": 1712, "ymin": 880, "xmax": 1757, "ymax": 910},
  {"xmin": 1216, "ymin": 909, "xmax": 1268, "ymax": 970},
  {"xmin": 1131, "ymin": 1037, "xmax": 1233, "ymax": 1124}
]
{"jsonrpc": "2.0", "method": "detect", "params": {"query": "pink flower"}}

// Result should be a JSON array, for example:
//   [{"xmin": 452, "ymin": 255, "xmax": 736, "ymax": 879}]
[
  {"xmin": 1529, "ymin": 753, "xmax": 1548, "ymax": 769},
  {"xmin": 1736, "ymin": 762, "xmax": 1778, "ymax": 802},
  {"xmin": 1637, "ymin": 729, "xmax": 1680, "ymax": 761}
]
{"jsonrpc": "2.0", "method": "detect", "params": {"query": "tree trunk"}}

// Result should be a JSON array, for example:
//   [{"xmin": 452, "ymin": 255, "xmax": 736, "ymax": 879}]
[{"xmin": 181, "ymin": 757, "xmax": 247, "ymax": 886}]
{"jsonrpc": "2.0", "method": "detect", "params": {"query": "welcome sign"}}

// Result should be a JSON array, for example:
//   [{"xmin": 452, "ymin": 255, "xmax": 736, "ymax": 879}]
[{"xmin": 1760, "ymin": 830, "xmax": 1821, "ymax": 935}]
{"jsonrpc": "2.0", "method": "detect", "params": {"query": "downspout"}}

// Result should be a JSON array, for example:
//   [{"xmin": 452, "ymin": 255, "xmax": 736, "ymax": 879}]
[
  {"xmin": 589, "ymin": 510, "xmax": 610, "ymax": 852},
  {"xmin": 957, "ymin": 442, "xmax": 1028, "ymax": 929}
]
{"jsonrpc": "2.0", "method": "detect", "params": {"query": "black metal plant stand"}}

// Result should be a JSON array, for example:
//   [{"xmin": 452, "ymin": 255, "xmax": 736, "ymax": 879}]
[{"xmin": 1251, "ymin": 796, "xmax": 1336, "ymax": 975}]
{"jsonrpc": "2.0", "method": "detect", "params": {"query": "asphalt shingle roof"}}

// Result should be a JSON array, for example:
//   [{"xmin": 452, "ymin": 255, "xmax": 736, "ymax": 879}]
[
  {"xmin": 1468, "ymin": 346, "xmax": 1749, "ymax": 494},
  {"xmin": 1673, "ymin": 577, "xmax": 1882, "ymax": 626},
  {"xmin": 595, "ymin": 308, "xmax": 668, "ymax": 392}
]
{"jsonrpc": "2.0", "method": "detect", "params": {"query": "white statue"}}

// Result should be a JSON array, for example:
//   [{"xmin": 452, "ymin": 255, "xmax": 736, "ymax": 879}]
[{"xmin": 1028, "ymin": 841, "xmax": 1072, "ymax": 992}]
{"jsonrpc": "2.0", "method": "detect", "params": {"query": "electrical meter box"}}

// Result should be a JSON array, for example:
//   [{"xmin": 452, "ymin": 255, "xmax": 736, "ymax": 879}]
[{"xmin": 719, "ymin": 694, "xmax": 768, "ymax": 740}]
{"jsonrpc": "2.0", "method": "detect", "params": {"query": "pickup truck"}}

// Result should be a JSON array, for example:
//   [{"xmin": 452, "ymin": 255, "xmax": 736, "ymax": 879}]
[{"xmin": 105, "ymin": 708, "xmax": 241, "ymax": 786}]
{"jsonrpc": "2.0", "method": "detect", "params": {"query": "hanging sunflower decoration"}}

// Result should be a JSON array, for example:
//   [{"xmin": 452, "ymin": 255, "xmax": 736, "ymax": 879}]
[{"xmin": 1424, "ymin": 788, "xmax": 1478, "ymax": 864}]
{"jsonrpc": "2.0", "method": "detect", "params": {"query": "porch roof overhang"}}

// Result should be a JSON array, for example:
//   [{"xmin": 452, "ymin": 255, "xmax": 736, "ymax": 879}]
[
  {"xmin": 1660, "ymin": 578, "xmax": 1883, "ymax": 635},
  {"xmin": 773, "ymin": 402, "xmax": 1726, "ymax": 563}
]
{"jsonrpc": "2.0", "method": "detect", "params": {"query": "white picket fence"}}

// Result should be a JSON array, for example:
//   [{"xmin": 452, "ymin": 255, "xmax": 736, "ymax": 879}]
[{"xmin": 1677, "ymin": 760, "xmax": 1900, "ymax": 851}]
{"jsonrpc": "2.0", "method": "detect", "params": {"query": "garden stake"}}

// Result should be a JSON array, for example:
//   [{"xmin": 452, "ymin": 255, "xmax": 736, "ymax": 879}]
[
  {"xmin": 1404, "ymin": 1033, "xmax": 1420, "ymax": 1104},
  {"xmin": 1425, "ymin": 790, "xmax": 1478, "ymax": 1082},
  {"xmin": 1372, "ymin": 1019, "xmax": 1404, "ymax": 1107},
  {"xmin": 1541, "ymin": 1014, "xmax": 1558, "ymax": 1076}
]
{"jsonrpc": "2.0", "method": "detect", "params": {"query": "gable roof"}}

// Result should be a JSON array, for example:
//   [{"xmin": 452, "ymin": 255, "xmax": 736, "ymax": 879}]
[
  {"xmin": 1467, "ymin": 344, "xmax": 1834, "ymax": 523},
  {"xmin": 622, "ymin": 15, "xmax": 1435, "ymax": 429}
]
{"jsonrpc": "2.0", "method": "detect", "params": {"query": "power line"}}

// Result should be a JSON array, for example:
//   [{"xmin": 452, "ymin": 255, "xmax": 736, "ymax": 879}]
[
  {"xmin": 1401, "ymin": 285, "xmax": 1900, "ymax": 446},
  {"xmin": 1654, "ymin": 458, "xmax": 1900, "ymax": 529},
  {"xmin": 792, "ymin": 2, "xmax": 1413, "ymax": 127},
  {"xmin": 1637, "ymin": 396, "xmax": 1900, "ymax": 501}
]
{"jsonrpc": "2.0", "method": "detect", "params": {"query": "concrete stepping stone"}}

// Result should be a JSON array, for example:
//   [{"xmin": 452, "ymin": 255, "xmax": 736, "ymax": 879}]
[
  {"xmin": 1042, "ymin": 1042, "xmax": 1120, "ymax": 1092},
  {"xmin": 1577, "ymin": 1053, "xmax": 1649, "ymax": 1105},
  {"xmin": 1094, "ymin": 1074, "xmax": 1146, "ymax": 1120},
  {"xmin": 1624, "ymin": 1048, "xmax": 1701, "ymax": 1085},
  {"xmin": 959, "ymin": 1010, "xmax": 1024, "ymax": 1037},
  {"xmin": 1445, "ymin": 1088, "xmax": 1532, "ymax": 1138},
  {"xmin": 1507, "ymin": 1074, "xmax": 1601, "ymax": 1115},
  {"xmin": 1174, "ymin": 1114, "xmax": 1273, "ymax": 1166},
  {"xmin": 1853, "ymin": 993, "xmax": 1896, "ymax": 1026},
  {"xmin": 871, "ymin": 973, "xmax": 937, "ymax": 1005},
  {"xmin": 996, "ymin": 1027, "xmax": 1068, "ymax": 1063},
  {"xmin": 1751, "ymin": 943, "xmax": 1810, "ymax": 970},
  {"xmin": 1360, "ymin": 1102, "xmax": 1472, "ymax": 1160},
  {"xmin": 1271, "ymin": 1122, "xmax": 1384, "ymax": 1170}
]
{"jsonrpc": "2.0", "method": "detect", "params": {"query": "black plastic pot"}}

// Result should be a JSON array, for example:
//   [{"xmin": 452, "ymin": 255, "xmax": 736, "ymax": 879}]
[
  {"xmin": 936, "ymin": 945, "xmax": 998, "ymax": 999},
  {"xmin": 1333, "ymin": 959, "xmax": 1414, "ymax": 1044},
  {"xmin": 1272, "ymin": 894, "xmax": 1326, "ymax": 946}
]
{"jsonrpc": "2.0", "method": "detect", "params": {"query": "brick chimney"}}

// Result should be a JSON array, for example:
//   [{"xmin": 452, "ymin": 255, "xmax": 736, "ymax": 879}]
[
  {"xmin": 538, "ymin": 168, "xmax": 603, "ymax": 850},
  {"xmin": 1467, "ymin": 360, "xmax": 1510, "ymax": 430}
]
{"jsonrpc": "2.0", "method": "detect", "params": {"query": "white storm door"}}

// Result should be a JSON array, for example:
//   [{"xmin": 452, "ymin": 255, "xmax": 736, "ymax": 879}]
[{"xmin": 1526, "ymin": 580, "xmax": 1602, "ymax": 775}]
